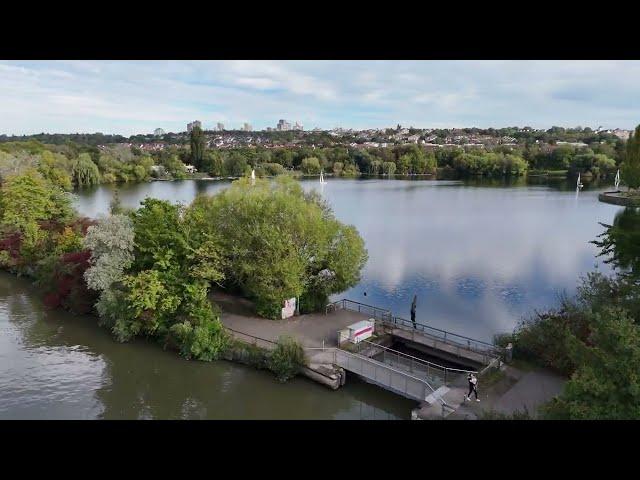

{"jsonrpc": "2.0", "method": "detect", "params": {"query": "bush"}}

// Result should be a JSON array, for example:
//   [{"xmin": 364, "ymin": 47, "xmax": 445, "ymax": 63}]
[
  {"xmin": 267, "ymin": 336, "xmax": 306, "ymax": 382},
  {"xmin": 226, "ymin": 341, "xmax": 270, "ymax": 369}
]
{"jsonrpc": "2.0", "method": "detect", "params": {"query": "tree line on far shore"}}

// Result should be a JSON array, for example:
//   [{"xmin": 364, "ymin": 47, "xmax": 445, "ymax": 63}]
[{"xmin": 1, "ymin": 125, "xmax": 638, "ymax": 192}]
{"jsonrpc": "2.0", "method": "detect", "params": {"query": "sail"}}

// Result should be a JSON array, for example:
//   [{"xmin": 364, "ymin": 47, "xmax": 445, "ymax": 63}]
[{"xmin": 615, "ymin": 169, "xmax": 620, "ymax": 189}]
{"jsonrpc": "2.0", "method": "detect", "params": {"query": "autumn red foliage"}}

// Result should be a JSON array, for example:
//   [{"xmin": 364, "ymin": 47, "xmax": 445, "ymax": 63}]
[{"xmin": 43, "ymin": 249, "xmax": 97, "ymax": 314}]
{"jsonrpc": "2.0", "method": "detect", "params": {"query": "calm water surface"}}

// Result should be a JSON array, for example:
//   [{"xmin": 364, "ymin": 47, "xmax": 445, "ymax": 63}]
[
  {"xmin": 74, "ymin": 177, "xmax": 623, "ymax": 341},
  {"xmin": 0, "ymin": 177, "xmax": 622, "ymax": 419}
]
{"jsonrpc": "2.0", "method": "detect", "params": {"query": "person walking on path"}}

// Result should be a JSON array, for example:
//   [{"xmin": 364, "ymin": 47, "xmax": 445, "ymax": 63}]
[
  {"xmin": 410, "ymin": 295, "xmax": 417, "ymax": 329},
  {"xmin": 465, "ymin": 373, "xmax": 480, "ymax": 402}
]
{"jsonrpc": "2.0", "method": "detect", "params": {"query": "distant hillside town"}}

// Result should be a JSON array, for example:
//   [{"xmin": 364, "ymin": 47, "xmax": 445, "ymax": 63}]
[{"xmin": 0, "ymin": 121, "xmax": 633, "ymax": 153}]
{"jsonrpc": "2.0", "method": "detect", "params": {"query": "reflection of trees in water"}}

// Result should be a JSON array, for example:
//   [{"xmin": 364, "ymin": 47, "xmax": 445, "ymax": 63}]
[
  {"xmin": 0, "ymin": 273, "xmax": 63, "ymax": 346},
  {"xmin": 594, "ymin": 208, "xmax": 640, "ymax": 279}
]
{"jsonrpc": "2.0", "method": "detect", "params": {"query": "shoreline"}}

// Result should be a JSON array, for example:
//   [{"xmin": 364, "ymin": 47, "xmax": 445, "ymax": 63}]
[{"xmin": 598, "ymin": 191, "xmax": 640, "ymax": 207}]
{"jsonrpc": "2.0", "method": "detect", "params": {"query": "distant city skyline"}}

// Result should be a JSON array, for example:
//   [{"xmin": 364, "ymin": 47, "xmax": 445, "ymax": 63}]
[{"xmin": 1, "ymin": 60, "xmax": 640, "ymax": 136}]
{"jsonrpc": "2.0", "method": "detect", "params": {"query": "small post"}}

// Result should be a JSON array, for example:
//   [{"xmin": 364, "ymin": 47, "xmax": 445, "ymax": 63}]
[{"xmin": 505, "ymin": 343, "xmax": 513, "ymax": 363}]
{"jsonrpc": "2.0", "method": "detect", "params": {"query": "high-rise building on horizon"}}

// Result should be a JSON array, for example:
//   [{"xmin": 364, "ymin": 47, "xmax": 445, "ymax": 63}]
[
  {"xmin": 243, "ymin": 123, "xmax": 252, "ymax": 132},
  {"xmin": 216, "ymin": 122, "xmax": 224, "ymax": 131},
  {"xmin": 187, "ymin": 120, "xmax": 202, "ymax": 132},
  {"xmin": 277, "ymin": 119, "xmax": 291, "ymax": 131}
]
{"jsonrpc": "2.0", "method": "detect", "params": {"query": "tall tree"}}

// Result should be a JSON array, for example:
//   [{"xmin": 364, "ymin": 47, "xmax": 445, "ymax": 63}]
[
  {"xmin": 71, "ymin": 153, "xmax": 100, "ymax": 186},
  {"xmin": 189, "ymin": 126, "xmax": 205, "ymax": 170},
  {"xmin": 622, "ymin": 125, "xmax": 640, "ymax": 190}
]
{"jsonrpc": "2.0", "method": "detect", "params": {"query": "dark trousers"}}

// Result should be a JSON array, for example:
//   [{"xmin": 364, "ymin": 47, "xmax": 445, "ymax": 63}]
[
  {"xmin": 467, "ymin": 383, "xmax": 478, "ymax": 399},
  {"xmin": 411, "ymin": 311, "xmax": 416, "ymax": 328}
]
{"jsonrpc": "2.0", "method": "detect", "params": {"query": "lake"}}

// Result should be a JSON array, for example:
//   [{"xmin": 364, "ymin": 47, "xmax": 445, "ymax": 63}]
[{"xmin": 0, "ymin": 176, "xmax": 622, "ymax": 419}]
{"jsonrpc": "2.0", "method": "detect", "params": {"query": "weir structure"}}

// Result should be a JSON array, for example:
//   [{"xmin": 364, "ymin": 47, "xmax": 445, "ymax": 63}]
[
  {"xmin": 223, "ymin": 298, "xmax": 506, "ymax": 420},
  {"xmin": 313, "ymin": 299, "xmax": 505, "ymax": 419}
]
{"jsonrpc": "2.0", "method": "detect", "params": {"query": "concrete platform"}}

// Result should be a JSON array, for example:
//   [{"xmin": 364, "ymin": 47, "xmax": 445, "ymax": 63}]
[
  {"xmin": 214, "ymin": 290, "xmax": 371, "ymax": 348},
  {"xmin": 598, "ymin": 191, "xmax": 640, "ymax": 207}
]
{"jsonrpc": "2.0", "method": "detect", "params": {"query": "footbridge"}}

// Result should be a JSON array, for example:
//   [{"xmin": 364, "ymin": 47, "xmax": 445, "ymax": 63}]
[
  {"xmin": 326, "ymin": 299, "xmax": 504, "ymax": 370},
  {"xmin": 322, "ymin": 299, "xmax": 506, "ymax": 418}
]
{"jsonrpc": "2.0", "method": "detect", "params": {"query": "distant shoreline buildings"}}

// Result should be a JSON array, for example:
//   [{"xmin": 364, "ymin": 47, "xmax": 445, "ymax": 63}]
[
  {"xmin": 165, "ymin": 122, "xmax": 634, "ymax": 143},
  {"xmin": 187, "ymin": 120, "xmax": 202, "ymax": 132}
]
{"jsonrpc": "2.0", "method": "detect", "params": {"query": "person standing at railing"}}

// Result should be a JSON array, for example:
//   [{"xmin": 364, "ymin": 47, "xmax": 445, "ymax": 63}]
[
  {"xmin": 410, "ymin": 295, "xmax": 417, "ymax": 329},
  {"xmin": 465, "ymin": 373, "xmax": 480, "ymax": 402}
]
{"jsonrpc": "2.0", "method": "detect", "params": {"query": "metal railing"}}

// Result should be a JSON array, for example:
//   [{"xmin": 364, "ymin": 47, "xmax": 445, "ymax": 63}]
[
  {"xmin": 352, "ymin": 339, "xmax": 475, "ymax": 387},
  {"xmin": 309, "ymin": 346, "xmax": 449, "ymax": 409},
  {"xmin": 327, "ymin": 298, "xmax": 504, "ymax": 359},
  {"xmin": 387, "ymin": 316, "xmax": 504, "ymax": 358},
  {"xmin": 224, "ymin": 326, "xmax": 278, "ymax": 350},
  {"xmin": 326, "ymin": 299, "xmax": 393, "ymax": 322}
]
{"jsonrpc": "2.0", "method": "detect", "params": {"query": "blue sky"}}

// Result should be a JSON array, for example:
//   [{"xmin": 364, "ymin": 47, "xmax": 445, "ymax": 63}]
[{"xmin": 1, "ymin": 60, "xmax": 639, "ymax": 136}]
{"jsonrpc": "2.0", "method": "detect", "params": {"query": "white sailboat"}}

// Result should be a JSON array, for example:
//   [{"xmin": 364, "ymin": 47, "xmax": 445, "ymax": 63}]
[
  {"xmin": 614, "ymin": 169, "xmax": 620, "ymax": 190},
  {"xmin": 577, "ymin": 172, "xmax": 583, "ymax": 189},
  {"xmin": 319, "ymin": 169, "xmax": 327, "ymax": 184}
]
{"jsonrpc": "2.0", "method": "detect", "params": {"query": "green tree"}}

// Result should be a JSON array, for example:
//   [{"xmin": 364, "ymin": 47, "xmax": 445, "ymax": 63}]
[
  {"xmin": 301, "ymin": 157, "xmax": 321, "ymax": 174},
  {"xmin": 130, "ymin": 198, "xmax": 189, "ymax": 272},
  {"xmin": 202, "ymin": 150, "xmax": 224, "ymax": 176},
  {"xmin": 0, "ymin": 169, "xmax": 73, "ymax": 231},
  {"xmin": 224, "ymin": 153, "xmax": 249, "ymax": 177},
  {"xmin": 383, "ymin": 162, "xmax": 396, "ymax": 175},
  {"xmin": 184, "ymin": 178, "xmax": 367, "ymax": 318},
  {"xmin": 71, "ymin": 153, "xmax": 101, "ymax": 186},
  {"xmin": 544, "ymin": 307, "xmax": 640, "ymax": 419},
  {"xmin": 189, "ymin": 126, "xmax": 205, "ymax": 170},
  {"xmin": 622, "ymin": 125, "xmax": 640, "ymax": 190},
  {"xmin": 94, "ymin": 197, "xmax": 228, "ymax": 360},
  {"xmin": 593, "ymin": 207, "xmax": 640, "ymax": 278}
]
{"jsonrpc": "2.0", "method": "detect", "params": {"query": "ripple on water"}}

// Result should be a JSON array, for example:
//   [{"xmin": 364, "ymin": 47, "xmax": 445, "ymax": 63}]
[{"xmin": 0, "ymin": 342, "xmax": 107, "ymax": 419}]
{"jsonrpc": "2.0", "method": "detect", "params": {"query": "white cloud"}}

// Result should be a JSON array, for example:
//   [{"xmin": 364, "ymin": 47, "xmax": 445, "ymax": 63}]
[{"xmin": 1, "ymin": 60, "xmax": 639, "ymax": 135}]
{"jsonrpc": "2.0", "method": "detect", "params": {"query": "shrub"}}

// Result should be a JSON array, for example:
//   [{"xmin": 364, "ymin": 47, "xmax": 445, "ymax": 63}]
[{"xmin": 267, "ymin": 336, "xmax": 306, "ymax": 382}]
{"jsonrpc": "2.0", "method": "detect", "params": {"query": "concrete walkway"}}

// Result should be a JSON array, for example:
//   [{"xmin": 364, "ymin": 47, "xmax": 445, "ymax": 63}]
[
  {"xmin": 213, "ymin": 291, "xmax": 367, "ymax": 348},
  {"xmin": 451, "ymin": 366, "xmax": 566, "ymax": 419}
]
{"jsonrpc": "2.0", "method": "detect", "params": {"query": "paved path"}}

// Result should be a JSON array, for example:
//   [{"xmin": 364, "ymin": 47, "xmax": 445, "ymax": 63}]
[
  {"xmin": 213, "ymin": 291, "xmax": 368, "ymax": 348},
  {"xmin": 492, "ymin": 369, "xmax": 565, "ymax": 416},
  {"xmin": 451, "ymin": 366, "xmax": 566, "ymax": 419}
]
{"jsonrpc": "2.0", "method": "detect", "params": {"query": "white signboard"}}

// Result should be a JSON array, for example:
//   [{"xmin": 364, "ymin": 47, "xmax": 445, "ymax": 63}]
[{"xmin": 281, "ymin": 297, "xmax": 296, "ymax": 319}]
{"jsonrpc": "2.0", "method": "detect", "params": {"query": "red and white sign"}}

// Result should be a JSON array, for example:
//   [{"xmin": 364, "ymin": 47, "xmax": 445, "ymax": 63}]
[{"xmin": 348, "ymin": 320, "xmax": 375, "ymax": 343}]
